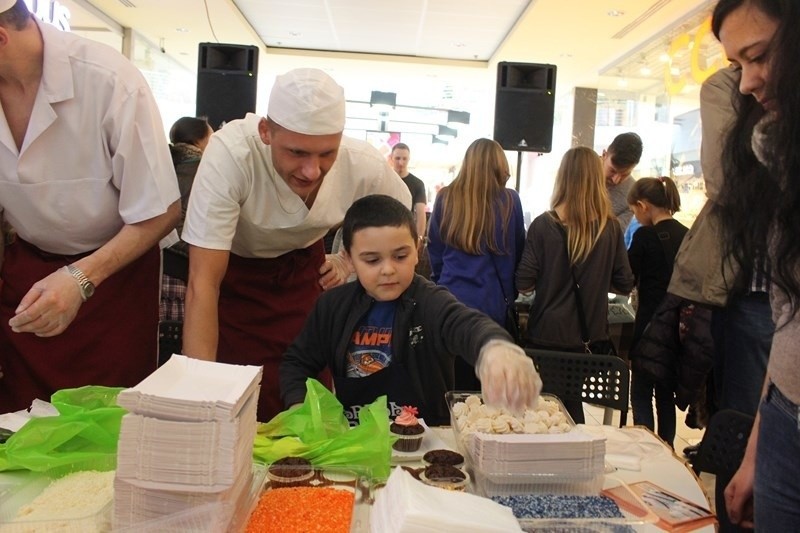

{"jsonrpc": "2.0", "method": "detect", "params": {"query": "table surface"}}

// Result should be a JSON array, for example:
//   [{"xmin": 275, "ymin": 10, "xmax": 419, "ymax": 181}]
[{"xmin": 1, "ymin": 425, "xmax": 713, "ymax": 532}]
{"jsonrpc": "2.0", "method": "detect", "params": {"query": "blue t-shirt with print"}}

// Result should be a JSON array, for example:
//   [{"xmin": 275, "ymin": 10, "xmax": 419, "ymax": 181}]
[{"xmin": 346, "ymin": 300, "xmax": 397, "ymax": 378}]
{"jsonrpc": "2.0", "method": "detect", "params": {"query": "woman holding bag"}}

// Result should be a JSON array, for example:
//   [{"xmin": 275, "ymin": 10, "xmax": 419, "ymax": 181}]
[
  {"xmin": 428, "ymin": 138, "xmax": 526, "ymax": 390},
  {"xmin": 516, "ymin": 146, "xmax": 634, "ymax": 423}
]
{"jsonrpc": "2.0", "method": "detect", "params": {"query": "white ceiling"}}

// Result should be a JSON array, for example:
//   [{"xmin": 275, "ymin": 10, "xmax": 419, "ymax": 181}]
[
  {"xmin": 69, "ymin": 0, "xmax": 715, "ymax": 96},
  {"xmin": 236, "ymin": 0, "xmax": 532, "ymax": 62}
]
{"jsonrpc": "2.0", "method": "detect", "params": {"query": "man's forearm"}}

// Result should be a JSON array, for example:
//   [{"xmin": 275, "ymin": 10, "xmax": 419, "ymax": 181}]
[
  {"xmin": 414, "ymin": 203, "xmax": 427, "ymax": 239},
  {"xmin": 72, "ymin": 200, "xmax": 180, "ymax": 286},
  {"xmin": 183, "ymin": 283, "xmax": 220, "ymax": 361}
]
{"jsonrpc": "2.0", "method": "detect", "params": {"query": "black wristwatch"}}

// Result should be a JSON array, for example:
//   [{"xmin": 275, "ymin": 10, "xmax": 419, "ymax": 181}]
[{"xmin": 66, "ymin": 264, "xmax": 95, "ymax": 301}]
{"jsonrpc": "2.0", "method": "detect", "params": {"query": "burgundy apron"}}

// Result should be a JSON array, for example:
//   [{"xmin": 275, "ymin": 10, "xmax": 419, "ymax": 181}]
[
  {"xmin": 217, "ymin": 240, "xmax": 331, "ymax": 422},
  {"xmin": 0, "ymin": 239, "xmax": 160, "ymax": 413}
]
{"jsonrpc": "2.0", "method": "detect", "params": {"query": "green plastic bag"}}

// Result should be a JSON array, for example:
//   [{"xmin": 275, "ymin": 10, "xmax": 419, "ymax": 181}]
[
  {"xmin": 0, "ymin": 386, "xmax": 125, "ymax": 475},
  {"xmin": 253, "ymin": 379, "xmax": 394, "ymax": 480}
]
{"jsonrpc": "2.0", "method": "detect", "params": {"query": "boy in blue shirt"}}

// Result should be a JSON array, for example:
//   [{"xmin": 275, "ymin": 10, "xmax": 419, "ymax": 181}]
[{"xmin": 280, "ymin": 195, "xmax": 541, "ymax": 425}]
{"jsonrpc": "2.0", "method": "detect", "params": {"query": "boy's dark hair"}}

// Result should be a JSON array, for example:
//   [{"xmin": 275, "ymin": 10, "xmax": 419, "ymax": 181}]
[
  {"xmin": 342, "ymin": 195, "xmax": 417, "ymax": 252},
  {"xmin": 608, "ymin": 132, "xmax": 643, "ymax": 168}
]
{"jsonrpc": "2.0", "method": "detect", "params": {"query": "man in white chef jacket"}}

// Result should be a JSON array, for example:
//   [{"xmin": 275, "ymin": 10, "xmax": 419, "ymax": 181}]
[{"xmin": 0, "ymin": 0, "xmax": 180, "ymax": 412}]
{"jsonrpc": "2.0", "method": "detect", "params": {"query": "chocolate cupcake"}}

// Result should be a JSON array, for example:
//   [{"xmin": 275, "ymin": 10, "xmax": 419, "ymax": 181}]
[
  {"xmin": 423, "ymin": 449, "xmax": 465, "ymax": 468},
  {"xmin": 390, "ymin": 406, "xmax": 424, "ymax": 452},
  {"xmin": 419, "ymin": 464, "xmax": 469, "ymax": 491},
  {"xmin": 267, "ymin": 456, "xmax": 315, "ymax": 488}
]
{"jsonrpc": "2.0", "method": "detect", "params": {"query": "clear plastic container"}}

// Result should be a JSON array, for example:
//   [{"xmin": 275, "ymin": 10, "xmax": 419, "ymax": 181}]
[
  {"xmin": 246, "ymin": 465, "xmax": 371, "ymax": 533},
  {"xmin": 0, "ymin": 471, "xmax": 113, "ymax": 533},
  {"xmin": 512, "ymin": 476, "xmax": 659, "ymax": 531},
  {"xmin": 446, "ymin": 391, "xmax": 610, "ymax": 496}
]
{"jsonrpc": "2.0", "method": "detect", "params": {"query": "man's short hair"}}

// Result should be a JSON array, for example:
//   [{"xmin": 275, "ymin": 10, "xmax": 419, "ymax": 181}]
[
  {"xmin": 608, "ymin": 132, "xmax": 643, "ymax": 168},
  {"xmin": 342, "ymin": 195, "xmax": 417, "ymax": 252},
  {"xmin": 391, "ymin": 142, "xmax": 410, "ymax": 154},
  {"xmin": 0, "ymin": 1, "xmax": 32, "ymax": 30}
]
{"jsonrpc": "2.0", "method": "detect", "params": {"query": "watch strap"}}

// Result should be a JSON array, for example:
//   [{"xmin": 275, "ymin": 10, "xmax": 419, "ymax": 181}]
[{"xmin": 65, "ymin": 264, "xmax": 95, "ymax": 301}]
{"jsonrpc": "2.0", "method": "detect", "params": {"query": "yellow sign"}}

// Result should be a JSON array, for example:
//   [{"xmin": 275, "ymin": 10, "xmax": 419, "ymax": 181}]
[{"xmin": 665, "ymin": 18, "xmax": 726, "ymax": 95}]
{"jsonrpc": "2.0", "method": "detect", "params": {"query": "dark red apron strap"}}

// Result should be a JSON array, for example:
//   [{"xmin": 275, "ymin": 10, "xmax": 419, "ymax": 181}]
[
  {"xmin": 0, "ymin": 239, "xmax": 160, "ymax": 413},
  {"xmin": 217, "ymin": 240, "xmax": 331, "ymax": 422}
]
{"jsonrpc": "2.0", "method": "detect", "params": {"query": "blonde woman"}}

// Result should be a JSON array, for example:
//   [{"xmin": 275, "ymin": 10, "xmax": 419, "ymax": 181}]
[
  {"xmin": 516, "ymin": 146, "xmax": 633, "ymax": 422},
  {"xmin": 428, "ymin": 138, "xmax": 526, "ymax": 390}
]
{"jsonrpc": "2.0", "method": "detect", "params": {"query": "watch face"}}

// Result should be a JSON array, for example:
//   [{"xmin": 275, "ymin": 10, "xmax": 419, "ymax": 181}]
[{"xmin": 83, "ymin": 283, "xmax": 95, "ymax": 299}]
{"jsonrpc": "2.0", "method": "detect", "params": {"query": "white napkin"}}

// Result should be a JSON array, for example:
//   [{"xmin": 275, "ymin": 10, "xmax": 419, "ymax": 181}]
[
  {"xmin": 371, "ymin": 467, "xmax": 522, "ymax": 533},
  {"xmin": 576, "ymin": 425, "xmax": 670, "ymax": 467},
  {"xmin": 0, "ymin": 399, "xmax": 60, "ymax": 432}
]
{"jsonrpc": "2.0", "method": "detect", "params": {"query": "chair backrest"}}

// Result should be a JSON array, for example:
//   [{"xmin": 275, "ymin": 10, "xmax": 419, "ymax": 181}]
[
  {"xmin": 525, "ymin": 348, "xmax": 630, "ymax": 424},
  {"xmin": 158, "ymin": 320, "xmax": 183, "ymax": 367},
  {"xmin": 692, "ymin": 409, "xmax": 754, "ymax": 478}
]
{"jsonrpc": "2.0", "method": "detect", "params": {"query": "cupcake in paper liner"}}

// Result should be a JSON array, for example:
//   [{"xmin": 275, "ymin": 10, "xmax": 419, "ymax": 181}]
[{"xmin": 390, "ymin": 405, "xmax": 424, "ymax": 452}]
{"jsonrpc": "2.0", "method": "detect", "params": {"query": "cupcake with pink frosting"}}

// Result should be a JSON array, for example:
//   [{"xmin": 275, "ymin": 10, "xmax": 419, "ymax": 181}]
[{"xmin": 390, "ymin": 406, "xmax": 425, "ymax": 452}]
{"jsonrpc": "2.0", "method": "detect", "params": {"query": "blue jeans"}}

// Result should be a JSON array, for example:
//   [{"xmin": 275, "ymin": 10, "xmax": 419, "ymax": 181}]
[
  {"xmin": 711, "ymin": 292, "xmax": 773, "ymax": 532},
  {"xmin": 754, "ymin": 384, "xmax": 800, "ymax": 530},
  {"xmin": 712, "ymin": 292, "xmax": 773, "ymax": 416},
  {"xmin": 631, "ymin": 369, "xmax": 675, "ymax": 447}
]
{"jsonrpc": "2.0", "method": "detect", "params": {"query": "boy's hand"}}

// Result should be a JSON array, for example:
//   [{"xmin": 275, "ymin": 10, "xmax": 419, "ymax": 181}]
[{"xmin": 476, "ymin": 340, "xmax": 542, "ymax": 413}]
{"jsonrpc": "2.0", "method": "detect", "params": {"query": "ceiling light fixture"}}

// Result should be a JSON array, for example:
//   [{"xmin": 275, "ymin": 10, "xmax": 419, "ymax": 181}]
[
  {"xmin": 607, "ymin": 9, "xmax": 625, "ymax": 17},
  {"xmin": 438, "ymin": 125, "xmax": 458, "ymax": 138},
  {"xmin": 446, "ymin": 110, "xmax": 470, "ymax": 127},
  {"xmin": 176, "ymin": 27, "xmax": 189, "ymax": 33},
  {"xmin": 369, "ymin": 91, "xmax": 397, "ymax": 110}
]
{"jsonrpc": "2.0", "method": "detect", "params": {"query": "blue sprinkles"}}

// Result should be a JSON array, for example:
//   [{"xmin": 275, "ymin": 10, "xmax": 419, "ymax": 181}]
[{"xmin": 491, "ymin": 494, "xmax": 625, "ymax": 520}]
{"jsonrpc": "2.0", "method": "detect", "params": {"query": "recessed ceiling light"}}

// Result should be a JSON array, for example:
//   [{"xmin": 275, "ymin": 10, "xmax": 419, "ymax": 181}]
[
  {"xmin": 659, "ymin": 53, "xmax": 671, "ymax": 63},
  {"xmin": 175, "ymin": 27, "xmax": 189, "ymax": 33},
  {"xmin": 640, "ymin": 66, "xmax": 652, "ymax": 76},
  {"xmin": 289, "ymin": 31, "xmax": 301, "ymax": 37},
  {"xmin": 607, "ymin": 9, "xmax": 625, "ymax": 17},
  {"xmin": 452, "ymin": 42, "xmax": 466, "ymax": 48}
]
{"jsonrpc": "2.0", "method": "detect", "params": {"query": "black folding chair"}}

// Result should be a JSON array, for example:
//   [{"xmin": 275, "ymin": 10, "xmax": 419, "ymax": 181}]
[
  {"xmin": 525, "ymin": 348, "xmax": 630, "ymax": 427},
  {"xmin": 691, "ymin": 409, "xmax": 754, "ymax": 478},
  {"xmin": 158, "ymin": 320, "xmax": 183, "ymax": 367}
]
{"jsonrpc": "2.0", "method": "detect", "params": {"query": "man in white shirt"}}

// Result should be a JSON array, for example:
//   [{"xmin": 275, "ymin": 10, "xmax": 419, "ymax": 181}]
[
  {"xmin": 182, "ymin": 68, "xmax": 411, "ymax": 421},
  {"xmin": 0, "ymin": 0, "xmax": 181, "ymax": 412}
]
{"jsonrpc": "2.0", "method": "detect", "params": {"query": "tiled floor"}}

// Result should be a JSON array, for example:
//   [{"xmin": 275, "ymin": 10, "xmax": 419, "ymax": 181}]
[{"xmin": 582, "ymin": 401, "xmax": 717, "ymax": 511}]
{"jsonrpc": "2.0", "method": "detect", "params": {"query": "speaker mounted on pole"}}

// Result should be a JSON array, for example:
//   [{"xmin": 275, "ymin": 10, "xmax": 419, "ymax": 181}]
[
  {"xmin": 196, "ymin": 43, "xmax": 259, "ymax": 130},
  {"xmin": 493, "ymin": 62, "xmax": 557, "ymax": 153}
]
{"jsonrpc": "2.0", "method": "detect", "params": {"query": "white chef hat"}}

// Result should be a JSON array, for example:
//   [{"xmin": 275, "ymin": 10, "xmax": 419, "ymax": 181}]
[
  {"xmin": 267, "ymin": 68, "xmax": 345, "ymax": 135},
  {"xmin": 0, "ymin": 0, "xmax": 18, "ymax": 13}
]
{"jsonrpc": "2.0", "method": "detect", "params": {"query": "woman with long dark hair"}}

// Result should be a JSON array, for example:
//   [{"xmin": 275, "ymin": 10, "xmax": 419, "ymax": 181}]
[{"xmin": 712, "ymin": 0, "xmax": 800, "ymax": 528}]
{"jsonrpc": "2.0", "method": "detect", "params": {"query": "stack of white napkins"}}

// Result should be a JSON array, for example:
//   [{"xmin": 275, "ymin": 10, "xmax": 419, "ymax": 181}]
[
  {"xmin": 114, "ymin": 355, "xmax": 261, "ymax": 530},
  {"xmin": 468, "ymin": 429, "xmax": 606, "ymax": 477},
  {"xmin": 371, "ymin": 467, "xmax": 522, "ymax": 533}
]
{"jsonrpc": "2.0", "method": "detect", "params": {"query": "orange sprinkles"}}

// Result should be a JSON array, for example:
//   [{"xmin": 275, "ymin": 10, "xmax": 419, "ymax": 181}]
[{"xmin": 245, "ymin": 487, "xmax": 355, "ymax": 533}]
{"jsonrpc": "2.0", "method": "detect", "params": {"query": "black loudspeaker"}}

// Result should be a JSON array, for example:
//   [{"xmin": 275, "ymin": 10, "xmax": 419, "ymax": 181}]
[
  {"xmin": 196, "ymin": 43, "xmax": 258, "ymax": 130},
  {"xmin": 493, "ymin": 62, "xmax": 557, "ymax": 153}
]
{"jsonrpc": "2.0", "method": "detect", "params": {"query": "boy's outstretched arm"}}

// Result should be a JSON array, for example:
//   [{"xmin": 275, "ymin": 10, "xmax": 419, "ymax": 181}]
[{"xmin": 476, "ymin": 340, "xmax": 543, "ymax": 413}]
